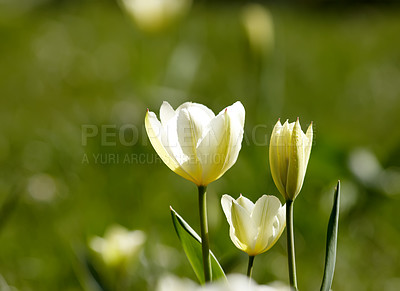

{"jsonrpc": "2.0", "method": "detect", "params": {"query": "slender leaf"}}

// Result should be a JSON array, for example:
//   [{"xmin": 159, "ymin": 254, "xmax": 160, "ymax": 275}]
[
  {"xmin": 320, "ymin": 181, "xmax": 341, "ymax": 291},
  {"xmin": 170, "ymin": 207, "xmax": 226, "ymax": 284}
]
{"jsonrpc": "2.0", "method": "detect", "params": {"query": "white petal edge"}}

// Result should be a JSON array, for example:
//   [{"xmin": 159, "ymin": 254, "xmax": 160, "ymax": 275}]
[
  {"xmin": 160, "ymin": 101, "xmax": 176, "ymax": 126},
  {"xmin": 221, "ymin": 194, "xmax": 235, "ymax": 226}
]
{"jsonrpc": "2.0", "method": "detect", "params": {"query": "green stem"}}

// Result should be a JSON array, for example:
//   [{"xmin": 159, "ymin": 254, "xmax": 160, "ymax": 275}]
[
  {"xmin": 198, "ymin": 185, "xmax": 211, "ymax": 283},
  {"xmin": 286, "ymin": 199, "xmax": 298, "ymax": 290},
  {"xmin": 247, "ymin": 255, "xmax": 255, "ymax": 279}
]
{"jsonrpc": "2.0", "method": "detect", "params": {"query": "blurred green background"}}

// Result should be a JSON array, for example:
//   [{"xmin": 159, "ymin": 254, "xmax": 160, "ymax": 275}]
[{"xmin": 1, "ymin": 0, "xmax": 400, "ymax": 290}]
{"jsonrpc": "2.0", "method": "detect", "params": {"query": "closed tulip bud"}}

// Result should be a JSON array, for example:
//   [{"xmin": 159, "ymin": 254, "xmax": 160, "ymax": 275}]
[
  {"xmin": 241, "ymin": 3, "xmax": 274, "ymax": 59},
  {"xmin": 221, "ymin": 194, "xmax": 286, "ymax": 256},
  {"xmin": 269, "ymin": 118, "xmax": 313, "ymax": 201},
  {"xmin": 145, "ymin": 101, "xmax": 245, "ymax": 187}
]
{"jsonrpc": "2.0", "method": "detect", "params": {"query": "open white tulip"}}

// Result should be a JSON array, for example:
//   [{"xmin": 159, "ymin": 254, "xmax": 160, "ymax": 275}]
[
  {"xmin": 269, "ymin": 118, "xmax": 313, "ymax": 201},
  {"xmin": 221, "ymin": 194, "xmax": 286, "ymax": 256},
  {"xmin": 145, "ymin": 101, "xmax": 245, "ymax": 186}
]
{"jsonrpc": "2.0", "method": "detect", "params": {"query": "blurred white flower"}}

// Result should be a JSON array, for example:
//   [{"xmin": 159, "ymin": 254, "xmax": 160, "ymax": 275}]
[
  {"xmin": 348, "ymin": 148, "xmax": 382, "ymax": 185},
  {"xmin": 241, "ymin": 4, "xmax": 274, "ymax": 58},
  {"xmin": 203, "ymin": 274, "xmax": 288, "ymax": 291},
  {"xmin": 0, "ymin": 275, "xmax": 17, "ymax": 291},
  {"xmin": 269, "ymin": 119, "xmax": 313, "ymax": 201},
  {"xmin": 145, "ymin": 101, "xmax": 245, "ymax": 186},
  {"xmin": 156, "ymin": 273, "xmax": 288, "ymax": 291},
  {"xmin": 221, "ymin": 194, "xmax": 286, "ymax": 256},
  {"xmin": 27, "ymin": 173, "xmax": 57, "ymax": 202},
  {"xmin": 348, "ymin": 148, "xmax": 400, "ymax": 197},
  {"xmin": 120, "ymin": 0, "xmax": 192, "ymax": 33},
  {"xmin": 89, "ymin": 225, "xmax": 146, "ymax": 268},
  {"xmin": 156, "ymin": 274, "xmax": 199, "ymax": 291}
]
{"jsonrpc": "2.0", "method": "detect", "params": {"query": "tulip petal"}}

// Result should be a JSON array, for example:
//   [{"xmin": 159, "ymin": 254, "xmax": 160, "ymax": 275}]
[
  {"xmin": 145, "ymin": 111, "xmax": 197, "ymax": 183},
  {"xmin": 197, "ymin": 101, "xmax": 245, "ymax": 186},
  {"xmin": 160, "ymin": 101, "xmax": 176, "ymax": 125},
  {"xmin": 231, "ymin": 200, "xmax": 258, "ymax": 254},
  {"xmin": 304, "ymin": 123, "xmax": 313, "ymax": 167},
  {"xmin": 221, "ymin": 101, "xmax": 245, "ymax": 128},
  {"xmin": 252, "ymin": 195, "xmax": 281, "ymax": 252},
  {"xmin": 197, "ymin": 102, "xmax": 245, "ymax": 186},
  {"xmin": 196, "ymin": 110, "xmax": 230, "ymax": 185},
  {"xmin": 236, "ymin": 194, "xmax": 254, "ymax": 213},
  {"xmin": 282, "ymin": 120, "xmax": 294, "ymax": 174},
  {"xmin": 260, "ymin": 204, "xmax": 286, "ymax": 253},
  {"xmin": 177, "ymin": 102, "xmax": 215, "ymax": 128},
  {"xmin": 219, "ymin": 102, "xmax": 245, "ymax": 175},
  {"xmin": 286, "ymin": 119, "xmax": 304, "ymax": 199},
  {"xmin": 222, "ymin": 195, "xmax": 249, "ymax": 252},
  {"xmin": 269, "ymin": 120, "xmax": 287, "ymax": 199},
  {"xmin": 229, "ymin": 225, "xmax": 247, "ymax": 252},
  {"xmin": 221, "ymin": 194, "xmax": 235, "ymax": 225},
  {"xmin": 174, "ymin": 109, "xmax": 203, "ymax": 184},
  {"xmin": 252, "ymin": 195, "xmax": 281, "ymax": 227}
]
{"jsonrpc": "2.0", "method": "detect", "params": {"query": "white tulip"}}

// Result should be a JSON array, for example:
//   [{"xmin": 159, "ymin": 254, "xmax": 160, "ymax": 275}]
[
  {"xmin": 145, "ymin": 101, "xmax": 245, "ymax": 186},
  {"xmin": 89, "ymin": 225, "xmax": 146, "ymax": 268},
  {"xmin": 269, "ymin": 118, "xmax": 313, "ymax": 201},
  {"xmin": 221, "ymin": 194, "xmax": 286, "ymax": 256}
]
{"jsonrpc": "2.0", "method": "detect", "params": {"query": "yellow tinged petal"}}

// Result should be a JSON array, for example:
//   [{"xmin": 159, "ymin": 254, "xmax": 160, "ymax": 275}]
[
  {"xmin": 304, "ymin": 123, "xmax": 313, "ymax": 167},
  {"xmin": 196, "ymin": 110, "xmax": 229, "ymax": 185},
  {"xmin": 269, "ymin": 120, "xmax": 287, "ymax": 199},
  {"xmin": 219, "ymin": 102, "xmax": 245, "ymax": 177},
  {"xmin": 260, "ymin": 204, "xmax": 286, "ymax": 254},
  {"xmin": 252, "ymin": 195, "xmax": 281, "ymax": 253},
  {"xmin": 231, "ymin": 201, "xmax": 257, "ymax": 254},
  {"xmin": 222, "ymin": 194, "xmax": 249, "ymax": 252},
  {"xmin": 175, "ymin": 109, "xmax": 202, "ymax": 184},
  {"xmin": 286, "ymin": 119, "xmax": 303, "ymax": 200},
  {"xmin": 145, "ymin": 110, "xmax": 197, "ymax": 184},
  {"xmin": 237, "ymin": 194, "xmax": 254, "ymax": 213},
  {"xmin": 198, "ymin": 108, "xmax": 236, "ymax": 185}
]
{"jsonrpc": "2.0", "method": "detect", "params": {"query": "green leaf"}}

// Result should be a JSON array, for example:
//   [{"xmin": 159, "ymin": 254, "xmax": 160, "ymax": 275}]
[
  {"xmin": 320, "ymin": 181, "xmax": 341, "ymax": 291},
  {"xmin": 170, "ymin": 207, "xmax": 226, "ymax": 284}
]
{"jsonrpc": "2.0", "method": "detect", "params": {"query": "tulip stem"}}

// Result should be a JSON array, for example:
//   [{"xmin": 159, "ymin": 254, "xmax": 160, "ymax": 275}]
[
  {"xmin": 247, "ymin": 255, "xmax": 255, "ymax": 279},
  {"xmin": 198, "ymin": 185, "xmax": 211, "ymax": 283},
  {"xmin": 286, "ymin": 199, "xmax": 298, "ymax": 290}
]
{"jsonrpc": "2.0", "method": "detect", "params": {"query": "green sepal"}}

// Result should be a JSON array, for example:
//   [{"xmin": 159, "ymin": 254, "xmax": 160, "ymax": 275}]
[
  {"xmin": 320, "ymin": 181, "xmax": 341, "ymax": 291},
  {"xmin": 170, "ymin": 207, "xmax": 226, "ymax": 284}
]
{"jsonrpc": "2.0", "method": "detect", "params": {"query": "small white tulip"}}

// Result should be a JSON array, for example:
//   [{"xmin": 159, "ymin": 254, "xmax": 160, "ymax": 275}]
[
  {"xmin": 221, "ymin": 194, "xmax": 286, "ymax": 256},
  {"xmin": 269, "ymin": 118, "xmax": 313, "ymax": 201},
  {"xmin": 145, "ymin": 101, "xmax": 245, "ymax": 186}
]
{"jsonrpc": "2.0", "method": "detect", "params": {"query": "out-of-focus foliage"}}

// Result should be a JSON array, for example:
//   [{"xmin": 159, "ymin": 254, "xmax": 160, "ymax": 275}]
[{"xmin": 0, "ymin": 0, "xmax": 400, "ymax": 290}]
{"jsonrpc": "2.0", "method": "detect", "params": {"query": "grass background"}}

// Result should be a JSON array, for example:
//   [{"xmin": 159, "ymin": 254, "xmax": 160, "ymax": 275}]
[{"xmin": 1, "ymin": 0, "xmax": 400, "ymax": 290}]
